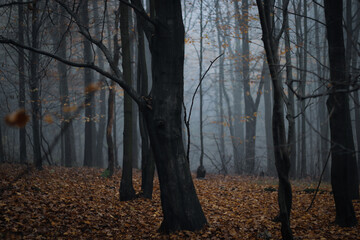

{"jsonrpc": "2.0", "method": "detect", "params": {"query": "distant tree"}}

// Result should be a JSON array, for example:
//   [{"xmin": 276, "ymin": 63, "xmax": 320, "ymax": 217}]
[
  {"xmin": 81, "ymin": 0, "xmax": 96, "ymax": 167},
  {"xmin": 29, "ymin": 1, "xmax": 42, "ymax": 170},
  {"xmin": 18, "ymin": 0, "xmax": 27, "ymax": 165}
]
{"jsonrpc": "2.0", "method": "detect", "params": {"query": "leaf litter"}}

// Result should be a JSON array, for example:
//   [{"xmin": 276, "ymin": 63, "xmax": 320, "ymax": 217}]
[{"xmin": 0, "ymin": 164, "xmax": 359, "ymax": 239}]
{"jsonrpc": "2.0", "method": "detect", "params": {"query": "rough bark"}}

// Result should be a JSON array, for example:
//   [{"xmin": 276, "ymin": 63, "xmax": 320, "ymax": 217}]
[
  {"xmin": 107, "ymin": 81, "xmax": 116, "ymax": 177},
  {"xmin": 324, "ymin": 0, "xmax": 359, "ymax": 227},
  {"xmin": 119, "ymin": 1, "xmax": 136, "ymax": 201},
  {"xmin": 142, "ymin": 0, "xmax": 207, "ymax": 232},
  {"xmin": 0, "ymin": 124, "xmax": 4, "ymax": 163}
]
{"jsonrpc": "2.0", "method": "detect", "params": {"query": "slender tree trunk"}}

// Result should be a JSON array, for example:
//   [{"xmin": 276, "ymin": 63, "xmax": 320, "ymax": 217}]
[
  {"xmin": 30, "ymin": 1, "xmax": 42, "ymax": 169},
  {"xmin": 107, "ymin": 81, "xmax": 116, "ymax": 177},
  {"xmin": 133, "ymin": 0, "xmax": 155, "ymax": 198},
  {"xmin": 81, "ymin": 0, "xmax": 95, "ymax": 167},
  {"xmin": 119, "ymin": 1, "xmax": 136, "ymax": 201},
  {"xmin": 324, "ymin": 0, "xmax": 359, "ymax": 227},
  {"xmin": 284, "ymin": 12, "xmax": 296, "ymax": 178},
  {"xmin": 314, "ymin": 2, "xmax": 329, "ymax": 181},
  {"xmin": 197, "ymin": 0, "xmax": 206, "ymax": 178},
  {"xmin": 93, "ymin": 0, "xmax": 106, "ymax": 168},
  {"xmin": 56, "ymin": 5, "xmax": 76, "ymax": 168},
  {"xmin": 18, "ymin": 0, "xmax": 27, "ymax": 164},
  {"xmin": 233, "ymin": 0, "xmax": 244, "ymax": 174},
  {"xmin": 264, "ymin": 65, "xmax": 276, "ymax": 176},
  {"xmin": 256, "ymin": 1, "xmax": 293, "ymax": 238}
]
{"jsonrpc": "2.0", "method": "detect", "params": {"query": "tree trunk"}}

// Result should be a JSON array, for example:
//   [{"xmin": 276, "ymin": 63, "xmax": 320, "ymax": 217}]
[
  {"xmin": 284, "ymin": 11, "xmax": 296, "ymax": 178},
  {"xmin": 81, "ymin": 0, "xmax": 96, "ymax": 167},
  {"xmin": 119, "ymin": 1, "xmax": 136, "ymax": 201},
  {"xmin": 264, "ymin": 65, "xmax": 276, "ymax": 176},
  {"xmin": 197, "ymin": 0, "xmax": 206, "ymax": 178},
  {"xmin": 256, "ymin": 1, "xmax": 293, "ymax": 238},
  {"xmin": 56, "ymin": 5, "xmax": 76, "ymax": 168},
  {"xmin": 107, "ymin": 81, "xmax": 116, "ymax": 177},
  {"xmin": 30, "ymin": 1, "xmax": 42, "ymax": 170},
  {"xmin": 324, "ymin": 0, "xmax": 359, "ymax": 227},
  {"xmin": 142, "ymin": 0, "xmax": 207, "ymax": 232},
  {"xmin": 232, "ymin": 0, "xmax": 244, "ymax": 174},
  {"xmin": 93, "ymin": 0, "xmax": 106, "ymax": 168},
  {"xmin": 18, "ymin": 0, "xmax": 27, "ymax": 164},
  {"xmin": 314, "ymin": 2, "xmax": 329, "ymax": 181},
  {"xmin": 134, "ymin": 0, "xmax": 155, "ymax": 198}
]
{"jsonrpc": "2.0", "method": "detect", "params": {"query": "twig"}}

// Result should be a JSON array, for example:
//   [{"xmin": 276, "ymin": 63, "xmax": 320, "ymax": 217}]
[
  {"xmin": 183, "ymin": 53, "xmax": 224, "ymax": 161},
  {"xmin": 306, "ymin": 149, "xmax": 331, "ymax": 212}
]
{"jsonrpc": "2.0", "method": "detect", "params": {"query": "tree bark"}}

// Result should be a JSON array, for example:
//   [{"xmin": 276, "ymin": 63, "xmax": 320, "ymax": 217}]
[
  {"xmin": 119, "ymin": 1, "xmax": 136, "ymax": 201},
  {"xmin": 256, "ymin": 0, "xmax": 293, "ymax": 238},
  {"xmin": 93, "ymin": 0, "xmax": 106, "ymax": 168},
  {"xmin": 142, "ymin": 0, "xmax": 207, "ymax": 232},
  {"xmin": 134, "ymin": 0, "xmax": 155, "ymax": 198},
  {"xmin": 30, "ymin": 1, "xmax": 42, "ymax": 170},
  {"xmin": 324, "ymin": 0, "xmax": 359, "ymax": 227},
  {"xmin": 81, "ymin": 0, "xmax": 96, "ymax": 167}
]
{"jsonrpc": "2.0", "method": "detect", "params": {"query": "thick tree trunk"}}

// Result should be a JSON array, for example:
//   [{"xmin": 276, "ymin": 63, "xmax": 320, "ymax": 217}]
[
  {"xmin": 30, "ymin": 2, "xmax": 42, "ymax": 169},
  {"xmin": 143, "ymin": 0, "xmax": 207, "ymax": 232},
  {"xmin": 18, "ymin": 0, "xmax": 27, "ymax": 164},
  {"xmin": 119, "ymin": 2, "xmax": 136, "ymax": 201},
  {"xmin": 324, "ymin": 0, "xmax": 359, "ymax": 227},
  {"xmin": 81, "ymin": 0, "xmax": 96, "ymax": 167}
]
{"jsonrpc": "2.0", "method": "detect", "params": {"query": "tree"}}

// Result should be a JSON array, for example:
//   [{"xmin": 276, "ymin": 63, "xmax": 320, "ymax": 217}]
[
  {"xmin": 18, "ymin": 0, "xmax": 27, "ymax": 165},
  {"xmin": 55, "ymin": 4, "xmax": 76, "ymax": 168},
  {"xmin": 140, "ymin": 0, "xmax": 207, "ymax": 232},
  {"xmin": 81, "ymin": 0, "xmax": 96, "ymax": 167},
  {"xmin": 255, "ymin": 0, "xmax": 293, "ymax": 239},
  {"xmin": 29, "ymin": 1, "xmax": 42, "ymax": 170},
  {"xmin": 197, "ymin": 0, "xmax": 206, "ymax": 179},
  {"xmin": 0, "ymin": 0, "xmax": 207, "ymax": 233},
  {"xmin": 324, "ymin": 0, "xmax": 359, "ymax": 227},
  {"xmin": 119, "ymin": 1, "xmax": 136, "ymax": 201}
]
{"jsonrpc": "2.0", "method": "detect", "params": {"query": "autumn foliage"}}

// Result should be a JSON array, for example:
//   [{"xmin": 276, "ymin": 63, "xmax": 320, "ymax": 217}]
[{"xmin": 0, "ymin": 164, "xmax": 359, "ymax": 239}]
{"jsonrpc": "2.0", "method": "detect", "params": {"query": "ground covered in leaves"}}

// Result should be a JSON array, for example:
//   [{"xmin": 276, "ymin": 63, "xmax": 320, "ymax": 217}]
[{"xmin": 0, "ymin": 164, "xmax": 359, "ymax": 239}]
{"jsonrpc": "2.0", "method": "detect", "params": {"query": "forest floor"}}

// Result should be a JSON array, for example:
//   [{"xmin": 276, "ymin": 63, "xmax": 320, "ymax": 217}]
[{"xmin": 0, "ymin": 164, "xmax": 359, "ymax": 239}]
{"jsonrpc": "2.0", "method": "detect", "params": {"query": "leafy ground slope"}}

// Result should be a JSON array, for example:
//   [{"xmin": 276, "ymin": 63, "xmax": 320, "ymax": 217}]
[{"xmin": 0, "ymin": 164, "xmax": 359, "ymax": 239}]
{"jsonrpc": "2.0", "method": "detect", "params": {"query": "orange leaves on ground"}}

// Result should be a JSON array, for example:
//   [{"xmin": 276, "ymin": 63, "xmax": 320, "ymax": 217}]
[
  {"xmin": 4, "ymin": 109, "xmax": 30, "ymax": 128},
  {"xmin": 0, "ymin": 164, "xmax": 360, "ymax": 239}
]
